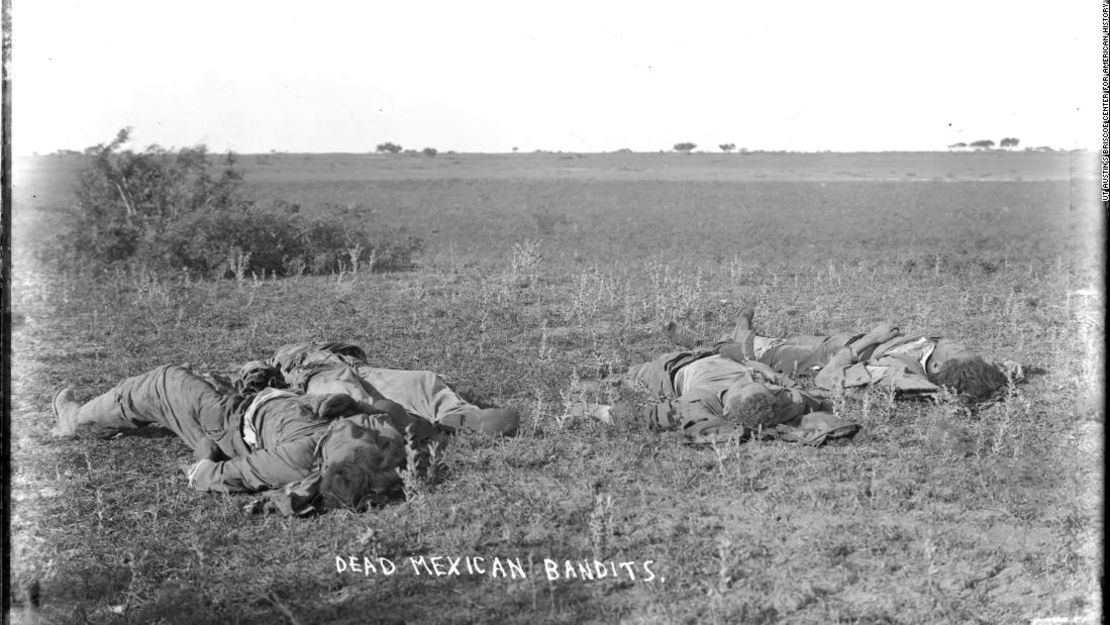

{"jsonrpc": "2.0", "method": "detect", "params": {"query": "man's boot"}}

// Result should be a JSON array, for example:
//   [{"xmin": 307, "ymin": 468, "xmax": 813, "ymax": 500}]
[
  {"xmin": 51, "ymin": 388, "xmax": 81, "ymax": 437},
  {"xmin": 730, "ymin": 306, "xmax": 758, "ymax": 360},
  {"xmin": 663, "ymin": 321, "xmax": 706, "ymax": 349},
  {"xmin": 440, "ymin": 408, "xmax": 520, "ymax": 437}
]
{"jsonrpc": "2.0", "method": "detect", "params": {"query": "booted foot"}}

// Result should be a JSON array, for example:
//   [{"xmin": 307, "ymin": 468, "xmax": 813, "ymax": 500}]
[
  {"xmin": 51, "ymin": 388, "xmax": 80, "ymax": 437},
  {"xmin": 440, "ymin": 408, "xmax": 520, "ymax": 437},
  {"xmin": 663, "ymin": 320, "xmax": 705, "ymax": 349},
  {"xmin": 735, "ymin": 306, "xmax": 755, "ymax": 332},
  {"xmin": 730, "ymin": 307, "xmax": 757, "ymax": 359}
]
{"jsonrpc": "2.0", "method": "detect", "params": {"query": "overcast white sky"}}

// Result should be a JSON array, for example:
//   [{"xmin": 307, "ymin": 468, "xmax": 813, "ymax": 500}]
[{"xmin": 12, "ymin": 1, "xmax": 1102, "ymax": 154}]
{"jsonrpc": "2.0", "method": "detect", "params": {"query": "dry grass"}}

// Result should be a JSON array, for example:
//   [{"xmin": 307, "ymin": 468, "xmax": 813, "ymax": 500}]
[{"xmin": 8, "ymin": 152, "xmax": 1103, "ymax": 624}]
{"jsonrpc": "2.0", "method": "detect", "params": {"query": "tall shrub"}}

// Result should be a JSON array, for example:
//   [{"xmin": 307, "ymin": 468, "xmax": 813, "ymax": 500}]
[{"xmin": 43, "ymin": 129, "xmax": 422, "ymax": 277}]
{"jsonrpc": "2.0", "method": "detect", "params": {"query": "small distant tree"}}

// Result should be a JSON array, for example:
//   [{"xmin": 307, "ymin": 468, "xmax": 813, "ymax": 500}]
[
  {"xmin": 947, "ymin": 142, "xmax": 967, "ymax": 149},
  {"xmin": 512, "ymin": 146, "xmax": 519, "ymax": 153},
  {"xmin": 719, "ymin": 143, "xmax": 736, "ymax": 153},
  {"xmin": 969, "ymin": 139, "xmax": 995, "ymax": 150},
  {"xmin": 422, "ymin": 147, "xmax": 438, "ymax": 157},
  {"xmin": 376, "ymin": 142, "xmax": 402, "ymax": 154},
  {"xmin": 999, "ymin": 137, "xmax": 1020, "ymax": 149},
  {"xmin": 673, "ymin": 142, "xmax": 697, "ymax": 153}
]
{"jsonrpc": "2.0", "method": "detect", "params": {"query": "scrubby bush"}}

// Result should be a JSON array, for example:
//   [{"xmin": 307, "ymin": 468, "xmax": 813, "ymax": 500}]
[
  {"xmin": 41, "ymin": 129, "xmax": 423, "ymax": 277},
  {"xmin": 155, "ymin": 202, "xmax": 422, "ymax": 277}
]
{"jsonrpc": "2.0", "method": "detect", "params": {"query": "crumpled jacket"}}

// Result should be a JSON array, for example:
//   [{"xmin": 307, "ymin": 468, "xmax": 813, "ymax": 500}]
[
  {"xmin": 815, "ymin": 335, "xmax": 942, "ymax": 395},
  {"xmin": 742, "ymin": 331, "xmax": 943, "ymax": 396},
  {"xmin": 225, "ymin": 343, "xmax": 447, "ymax": 515},
  {"xmin": 187, "ymin": 391, "xmax": 370, "ymax": 493},
  {"xmin": 244, "ymin": 411, "xmax": 446, "ymax": 516},
  {"xmin": 269, "ymin": 342, "xmax": 367, "ymax": 378}
]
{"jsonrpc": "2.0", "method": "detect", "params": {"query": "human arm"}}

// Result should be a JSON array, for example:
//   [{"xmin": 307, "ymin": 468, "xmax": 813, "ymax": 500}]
[
  {"xmin": 298, "ymin": 393, "xmax": 406, "ymax": 422},
  {"xmin": 812, "ymin": 347, "xmax": 861, "ymax": 391},
  {"xmin": 743, "ymin": 360, "xmax": 802, "ymax": 387},
  {"xmin": 186, "ymin": 437, "xmax": 318, "ymax": 493},
  {"xmin": 192, "ymin": 437, "xmax": 226, "ymax": 462},
  {"xmin": 714, "ymin": 341, "xmax": 751, "ymax": 364},
  {"xmin": 846, "ymin": 322, "xmax": 902, "ymax": 360},
  {"xmin": 810, "ymin": 323, "xmax": 902, "ymax": 391},
  {"xmin": 639, "ymin": 387, "xmax": 745, "ymax": 443}
]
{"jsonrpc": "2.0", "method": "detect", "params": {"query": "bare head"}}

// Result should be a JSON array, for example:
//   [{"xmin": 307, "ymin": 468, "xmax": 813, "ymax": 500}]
[
  {"xmin": 722, "ymin": 382, "xmax": 780, "ymax": 430},
  {"xmin": 235, "ymin": 360, "xmax": 287, "ymax": 394},
  {"xmin": 317, "ymin": 417, "xmax": 404, "ymax": 510},
  {"xmin": 927, "ymin": 340, "xmax": 1007, "ymax": 403}
]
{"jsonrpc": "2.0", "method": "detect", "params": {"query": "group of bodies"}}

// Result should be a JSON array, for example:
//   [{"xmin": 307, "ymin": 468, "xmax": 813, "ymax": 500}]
[{"xmin": 51, "ymin": 307, "xmax": 1015, "ymax": 514}]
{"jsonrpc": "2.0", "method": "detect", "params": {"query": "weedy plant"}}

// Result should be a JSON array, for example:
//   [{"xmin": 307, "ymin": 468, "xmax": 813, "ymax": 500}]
[
  {"xmin": 509, "ymin": 238, "xmax": 544, "ymax": 288},
  {"xmin": 396, "ymin": 426, "xmax": 449, "ymax": 504},
  {"xmin": 588, "ymin": 490, "xmax": 614, "ymax": 560}
]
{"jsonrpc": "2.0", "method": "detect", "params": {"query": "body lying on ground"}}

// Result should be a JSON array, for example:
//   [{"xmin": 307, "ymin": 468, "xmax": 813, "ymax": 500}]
[
  {"xmin": 574, "ymin": 347, "xmax": 861, "ymax": 447},
  {"xmin": 665, "ymin": 307, "xmax": 1018, "ymax": 404},
  {"xmin": 262, "ymin": 341, "xmax": 519, "ymax": 436},
  {"xmin": 51, "ymin": 342, "xmax": 519, "ymax": 515}
]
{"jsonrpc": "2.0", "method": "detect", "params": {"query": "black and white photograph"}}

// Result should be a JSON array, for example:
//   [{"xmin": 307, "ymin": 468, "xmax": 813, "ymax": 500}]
[{"xmin": 5, "ymin": 1, "xmax": 1104, "ymax": 623}]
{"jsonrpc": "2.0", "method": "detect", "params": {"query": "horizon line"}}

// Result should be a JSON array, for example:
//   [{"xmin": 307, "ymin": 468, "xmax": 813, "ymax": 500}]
[{"xmin": 19, "ymin": 147, "xmax": 1084, "ymax": 158}]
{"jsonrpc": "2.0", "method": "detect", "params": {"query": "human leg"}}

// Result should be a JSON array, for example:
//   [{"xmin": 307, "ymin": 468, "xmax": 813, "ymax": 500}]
[
  {"xmin": 704, "ymin": 308, "xmax": 823, "ymax": 371},
  {"xmin": 663, "ymin": 310, "xmax": 786, "ymax": 366},
  {"xmin": 725, "ymin": 306, "xmax": 758, "ymax": 360},
  {"xmin": 358, "ymin": 367, "xmax": 519, "ymax": 436},
  {"xmin": 662, "ymin": 309, "xmax": 792, "ymax": 368},
  {"xmin": 754, "ymin": 319, "xmax": 898, "ymax": 374},
  {"xmin": 53, "ymin": 365, "xmax": 233, "ymax": 448},
  {"xmin": 663, "ymin": 320, "xmax": 708, "ymax": 349},
  {"xmin": 720, "ymin": 309, "xmax": 896, "ymax": 378},
  {"xmin": 664, "ymin": 312, "xmax": 762, "ymax": 362}
]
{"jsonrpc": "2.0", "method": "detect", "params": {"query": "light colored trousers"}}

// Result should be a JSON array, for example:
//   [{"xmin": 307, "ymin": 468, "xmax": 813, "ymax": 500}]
[
  {"xmin": 301, "ymin": 363, "xmax": 477, "ymax": 424},
  {"xmin": 68, "ymin": 365, "xmax": 243, "ymax": 456}
]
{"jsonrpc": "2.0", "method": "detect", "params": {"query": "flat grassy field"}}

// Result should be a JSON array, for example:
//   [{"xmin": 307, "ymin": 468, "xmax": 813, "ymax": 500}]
[{"xmin": 8, "ymin": 151, "xmax": 1104, "ymax": 624}]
